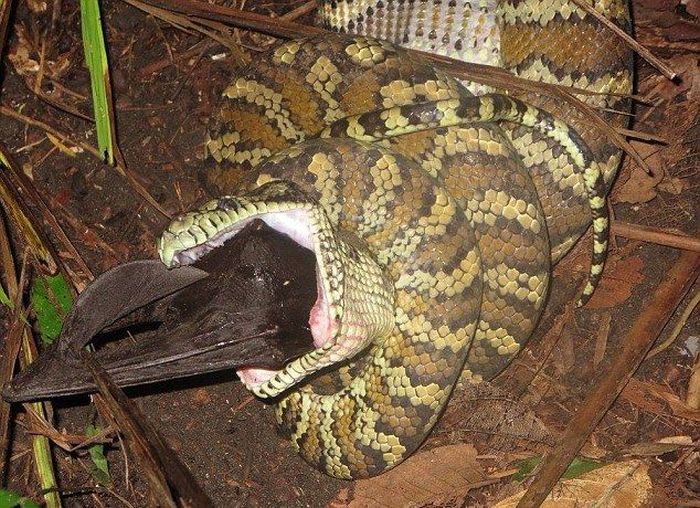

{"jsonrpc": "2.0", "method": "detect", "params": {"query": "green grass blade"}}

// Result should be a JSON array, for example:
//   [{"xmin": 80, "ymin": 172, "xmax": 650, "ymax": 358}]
[
  {"xmin": 80, "ymin": 0, "xmax": 115, "ymax": 164},
  {"xmin": 27, "ymin": 419, "xmax": 61, "ymax": 508}
]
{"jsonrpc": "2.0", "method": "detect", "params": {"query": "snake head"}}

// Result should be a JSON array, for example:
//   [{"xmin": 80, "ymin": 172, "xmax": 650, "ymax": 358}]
[{"xmin": 158, "ymin": 180, "xmax": 395, "ymax": 398}]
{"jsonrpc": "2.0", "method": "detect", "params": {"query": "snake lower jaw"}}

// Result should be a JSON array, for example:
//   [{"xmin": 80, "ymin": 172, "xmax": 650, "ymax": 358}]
[{"xmin": 238, "ymin": 274, "xmax": 336, "ymax": 391}]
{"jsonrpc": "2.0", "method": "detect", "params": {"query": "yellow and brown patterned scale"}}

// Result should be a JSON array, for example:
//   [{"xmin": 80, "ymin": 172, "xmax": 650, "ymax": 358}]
[
  {"xmin": 320, "ymin": 0, "xmax": 633, "ymax": 259},
  {"xmin": 158, "ymin": 0, "xmax": 632, "ymax": 479}
]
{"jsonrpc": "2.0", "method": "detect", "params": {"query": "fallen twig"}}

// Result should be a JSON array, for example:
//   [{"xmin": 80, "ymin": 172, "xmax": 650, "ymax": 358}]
[
  {"xmin": 143, "ymin": 0, "xmax": 324, "ymax": 39},
  {"xmin": 49, "ymin": 196, "xmax": 124, "ymax": 263},
  {"xmin": 0, "ymin": 105, "xmax": 169, "ymax": 219},
  {"xmin": 137, "ymin": 0, "xmax": 653, "ymax": 175},
  {"xmin": 516, "ymin": 250, "xmax": 700, "ymax": 508},
  {"xmin": 612, "ymin": 221, "xmax": 700, "ymax": 252},
  {"xmin": 569, "ymin": 0, "xmax": 678, "ymax": 81},
  {"xmin": 0, "ymin": 0, "xmax": 12, "ymax": 63},
  {"xmin": 615, "ymin": 127, "xmax": 667, "ymax": 144},
  {"xmin": 688, "ymin": 354, "xmax": 700, "ymax": 410},
  {"xmin": 647, "ymin": 290, "xmax": 700, "ymax": 359},
  {"xmin": 0, "ymin": 143, "xmax": 93, "ymax": 287},
  {"xmin": 125, "ymin": 0, "xmax": 248, "ymax": 61},
  {"xmin": 139, "ymin": 39, "xmax": 217, "ymax": 77},
  {"xmin": 134, "ymin": 0, "xmax": 317, "ymax": 77},
  {"xmin": 0, "ymin": 146, "xmax": 59, "ymax": 274},
  {"xmin": 0, "ymin": 216, "xmax": 62, "ymax": 507},
  {"xmin": 0, "ymin": 234, "xmax": 28, "ymax": 486},
  {"xmin": 80, "ymin": 350, "xmax": 214, "ymax": 507},
  {"xmin": 24, "ymin": 414, "xmax": 115, "ymax": 452}
]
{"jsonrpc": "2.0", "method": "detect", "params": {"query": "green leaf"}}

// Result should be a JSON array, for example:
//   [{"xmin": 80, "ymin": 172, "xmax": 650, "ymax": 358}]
[
  {"xmin": 512, "ymin": 455, "xmax": 542, "ymax": 482},
  {"xmin": 0, "ymin": 489, "xmax": 40, "ymax": 508},
  {"xmin": 562, "ymin": 457, "xmax": 604, "ymax": 479},
  {"xmin": 46, "ymin": 273, "xmax": 73, "ymax": 315},
  {"xmin": 30, "ymin": 274, "xmax": 74, "ymax": 344},
  {"xmin": 512, "ymin": 456, "xmax": 605, "ymax": 482},
  {"xmin": 0, "ymin": 283, "xmax": 13, "ymax": 310},
  {"xmin": 85, "ymin": 424, "xmax": 111, "ymax": 486}
]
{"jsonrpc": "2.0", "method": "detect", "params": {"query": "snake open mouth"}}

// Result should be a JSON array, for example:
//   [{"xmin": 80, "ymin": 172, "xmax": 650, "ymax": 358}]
[
  {"xmin": 167, "ymin": 214, "xmax": 336, "ymax": 391},
  {"xmin": 156, "ymin": 181, "xmax": 394, "ymax": 399}
]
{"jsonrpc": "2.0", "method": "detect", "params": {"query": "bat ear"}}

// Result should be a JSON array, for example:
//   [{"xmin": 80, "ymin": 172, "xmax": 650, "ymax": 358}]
[{"xmin": 2, "ymin": 261, "xmax": 208, "ymax": 402}]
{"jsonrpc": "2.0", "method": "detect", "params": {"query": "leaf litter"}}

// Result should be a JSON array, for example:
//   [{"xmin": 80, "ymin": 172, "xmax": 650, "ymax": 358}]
[{"xmin": 0, "ymin": 0, "xmax": 698, "ymax": 505}]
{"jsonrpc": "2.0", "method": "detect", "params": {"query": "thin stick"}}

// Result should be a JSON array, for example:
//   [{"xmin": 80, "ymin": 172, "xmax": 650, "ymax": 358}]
[
  {"xmin": 615, "ymin": 127, "xmax": 667, "ymax": 144},
  {"xmin": 0, "ymin": 219, "xmax": 63, "ymax": 507},
  {"xmin": 280, "ymin": 0, "xmax": 318, "ymax": 20},
  {"xmin": 647, "ymin": 291, "xmax": 700, "ymax": 359},
  {"xmin": 136, "ymin": 0, "xmax": 317, "ymax": 77},
  {"xmin": 0, "ymin": 105, "xmax": 169, "ymax": 219},
  {"xmin": 0, "ymin": 143, "xmax": 94, "ymax": 286},
  {"xmin": 144, "ymin": 0, "xmax": 324, "ymax": 39},
  {"xmin": 137, "ymin": 0, "xmax": 652, "ymax": 175},
  {"xmin": 516, "ymin": 250, "xmax": 700, "ymax": 508},
  {"xmin": 0, "ymin": 0, "xmax": 13, "ymax": 64},
  {"xmin": 569, "ymin": 0, "xmax": 678, "ymax": 81},
  {"xmin": 140, "ymin": 39, "xmax": 217, "ymax": 76},
  {"xmin": 0, "ymin": 223, "xmax": 28, "ymax": 487},
  {"xmin": 80, "ymin": 351, "xmax": 213, "ymax": 507},
  {"xmin": 612, "ymin": 222, "xmax": 700, "ymax": 252}
]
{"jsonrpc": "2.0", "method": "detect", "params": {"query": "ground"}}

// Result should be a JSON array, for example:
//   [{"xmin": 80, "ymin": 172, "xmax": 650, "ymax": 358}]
[{"xmin": 0, "ymin": 0, "xmax": 698, "ymax": 506}]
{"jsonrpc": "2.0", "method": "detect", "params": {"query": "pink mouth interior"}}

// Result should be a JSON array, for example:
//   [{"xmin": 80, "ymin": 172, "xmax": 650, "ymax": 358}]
[
  {"xmin": 236, "ymin": 275, "xmax": 331, "ymax": 387},
  {"xmin": 176, "ymin": 210, "xmax": 333, "ymax": 388}
]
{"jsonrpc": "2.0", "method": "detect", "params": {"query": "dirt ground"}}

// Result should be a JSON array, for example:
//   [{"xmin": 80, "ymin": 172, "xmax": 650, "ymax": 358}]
[{"xmin": 0, "ymin": 0, "xmax": 698, "ymax": 506}]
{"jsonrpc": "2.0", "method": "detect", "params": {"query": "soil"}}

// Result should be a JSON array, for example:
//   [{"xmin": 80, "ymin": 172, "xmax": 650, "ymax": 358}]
[{"xmin": 0, "ymin": 0, "xmax": 698, "ymax": 506}]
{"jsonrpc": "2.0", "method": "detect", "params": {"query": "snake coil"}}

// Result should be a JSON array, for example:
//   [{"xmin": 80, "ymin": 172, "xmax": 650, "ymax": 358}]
[{"xmin": 158, "ymin": 0, "xmax": 633, "ymax": 478}]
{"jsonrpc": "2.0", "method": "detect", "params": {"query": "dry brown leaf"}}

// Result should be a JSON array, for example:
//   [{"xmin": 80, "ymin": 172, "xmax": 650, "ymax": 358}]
[
  {"xmin": 621, "ymin": 378, "xmax": 700, "ymax": 421},
  {"xmin": 27, "ymin": 0, "xmax": 47, "ymax": 13},
  {"xmin": 643, "ymin": 54, "xmax": 700, "ymax": 102},
  {"xmin": 614, "ymin": 142, "xmax": 665, "ymax": 204},
  {"xmin": 624, "ymin": 436, "xmax": 694, "ymax": 457},
  {"xmin": 331, "ymin": 444, "xmax": 488, "ymax": 507},
  {"xmin": 442, "ymin": 383, "xmax": 554, "ymax": 449},
  {"xmin": 658, "ymin": 176, "xmax": 690, "ymax": 195},
  {"xmin": 552, "ymin": 327, "xmax": 576, "ymax": 376},
  {"xmin": 8, "ymin": 26, "xmax": 40, "ymax": 76},
  {"xmin": 615, "ymin": 165, "xmax": 662, "ymax": 204},
  {"xmin": 586, "ymin": 256, "xmax": 645, "ymax": 309},
  {"xmin": 657, "ymin": 435, "xmax": 695, "ymax": 445},
  {"xmin": 7, "ymin": 25, "xmax": 71, "ymax": 80},
  {"xmin": 687, "ymin": 354, "xmax": 700, "ymax": 409},
  {"xmin": 493, "ymin": 460, "xmax": 651, "ymax": 507},
  {"xmin": 593, "ymin": 313, "xmax": 612, "ymax": 367},
  {"xmin": 687, "ymin": 0, "xmax": 700, "ymax": 18}
]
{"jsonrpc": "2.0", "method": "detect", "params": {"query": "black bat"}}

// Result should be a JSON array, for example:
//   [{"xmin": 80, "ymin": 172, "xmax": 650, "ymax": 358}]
[{"xmin": 3, "ymin": 220, "xmax": 318, "ymax": 402}]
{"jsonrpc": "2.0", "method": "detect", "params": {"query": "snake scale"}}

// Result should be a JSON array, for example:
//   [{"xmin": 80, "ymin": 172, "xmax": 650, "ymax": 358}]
[{"xmin": 157, "ymin": 0, "xmax": 633, "ymax": 479}]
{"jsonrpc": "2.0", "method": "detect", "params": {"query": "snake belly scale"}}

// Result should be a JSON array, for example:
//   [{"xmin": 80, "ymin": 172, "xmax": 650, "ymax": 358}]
[{"xmin": 157, "ymin": 0, "xmax": 632, "ymax": 479}]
